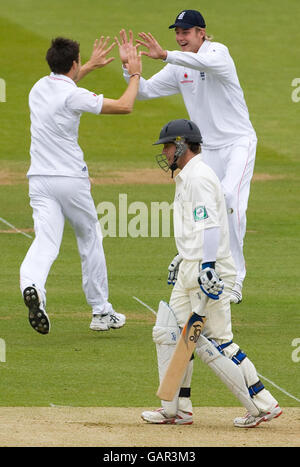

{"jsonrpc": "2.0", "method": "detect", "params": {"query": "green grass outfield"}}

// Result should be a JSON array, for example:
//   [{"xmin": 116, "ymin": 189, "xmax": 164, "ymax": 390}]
[{"xmin": 0, "ymin": 0, "xmax": 299, "ymax": 408}]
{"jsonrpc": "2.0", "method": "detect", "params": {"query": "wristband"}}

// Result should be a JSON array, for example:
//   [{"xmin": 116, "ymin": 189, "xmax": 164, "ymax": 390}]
[
  {"xmin": 202, "ymin": 261, "xmax": 216, "ymax": 270},
  {"xmin": 129, "ymin": 73, "xmax": 141, "ymax": 78}
]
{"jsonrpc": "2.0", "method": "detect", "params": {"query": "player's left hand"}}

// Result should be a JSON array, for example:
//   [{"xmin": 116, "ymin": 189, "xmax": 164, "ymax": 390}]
[
  {"xmin": 136, "ymin": 32, "xmax": 167, "ymax": 60},
  {"xmin": 198, "ymin": 266, "xmax": 224, "ymax": 300},
  {"xmin": 88, "ymin": 36, "xmax": 116, "ymax": 70},
  {"xmin": 167, "ymin": 253, "xmax": 183, "ymax": 285}
]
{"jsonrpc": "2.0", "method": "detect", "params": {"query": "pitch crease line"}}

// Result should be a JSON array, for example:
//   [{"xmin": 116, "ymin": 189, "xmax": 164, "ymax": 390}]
[
  {"xmin": 132, "ymin": 296, "xmax": 157, "ymax": 316},
  {"xmin": 0, "ymin": 216, "xmax": 33, "ymax": 239},
  {"xmin": 133, "ymin": 295, "xmax": 300, "ymax": 404},
  {"xmin": 257, "ymin": 373, "xmax": 300, "ymax": 403}
]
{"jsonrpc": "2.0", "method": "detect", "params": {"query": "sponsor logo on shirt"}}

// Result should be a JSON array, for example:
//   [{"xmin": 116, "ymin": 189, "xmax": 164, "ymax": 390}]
[
  {"xmin": 180, "ymin": 72, "xmax": 194, "ymax": 84},
  {"xmin": 193, "ymin": 205, "xmax": 208, "ymax": 222},
  {"xmin": 200, "ymin": 72, "xmax": 205, "ymax": 81}
]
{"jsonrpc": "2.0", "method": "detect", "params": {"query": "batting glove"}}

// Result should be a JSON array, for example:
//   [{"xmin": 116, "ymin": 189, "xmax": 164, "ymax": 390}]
[
  {"xmin": 167, "ymin": 253, "xmax": 183, "ymax": 285},
  {"xmin": 198, "ymin": 262, "xmax": 224, "ymax": 300}
]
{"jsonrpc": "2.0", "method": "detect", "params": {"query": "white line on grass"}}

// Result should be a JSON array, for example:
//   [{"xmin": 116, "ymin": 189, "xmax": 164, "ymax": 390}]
[
  {"xmin": 257, "ymin": 373, "xmax": 300, "ymax": 403},
  {"xmin": 0, "ymin": 216, "xmax": 33, "ymax": 239},
  {"xmin": 132, "ymin": 296, "xmax": 157, "ymax": 316},
  {"xmin": 49, "ymin": 403, "xmax": 73, "ymax": 408},
  {"xmin": 133, "ymin": 295, "xmax": 300, "ymax": 404}
]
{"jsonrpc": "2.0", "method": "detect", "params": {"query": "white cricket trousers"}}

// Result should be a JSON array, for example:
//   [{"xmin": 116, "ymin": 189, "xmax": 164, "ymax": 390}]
[
  {"xmin": 202, "ymin": 135, "xmax": 257, "ymax": 285},
  {"xmin": 20, "ymin": 176, "xmax": 113, "ymax": 315}
]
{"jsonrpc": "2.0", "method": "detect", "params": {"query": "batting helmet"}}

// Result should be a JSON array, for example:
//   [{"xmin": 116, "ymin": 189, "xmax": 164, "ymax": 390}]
[{"xmin": 153, "ymin": 119, "xmax": 203, "ymax": 145}]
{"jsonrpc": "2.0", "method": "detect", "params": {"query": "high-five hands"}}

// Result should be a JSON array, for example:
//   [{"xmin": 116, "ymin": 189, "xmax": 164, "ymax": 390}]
[
  {"xmin": 116, "ymin": 29, "xmax": 167, "ymax": 63},
  {"xmin": 115, "ymin": 29, "xmax": 136, "ymax": 65},
  {"xmin": 88, "ymin": 36, "xmax": 116, "ymax": 70},
  {"xmin": 75, "ymin": 35, "xmax": 116, "ymax": 82},
  {"xmin": 136, "ymin": 32, "xmax": 167, "ymax": 60}
]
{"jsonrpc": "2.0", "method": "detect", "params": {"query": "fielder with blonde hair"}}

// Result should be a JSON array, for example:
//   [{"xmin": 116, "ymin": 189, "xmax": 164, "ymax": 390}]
[{"xmin": 117, "ymin": 9, "xmax": 257, "ymax": 304}]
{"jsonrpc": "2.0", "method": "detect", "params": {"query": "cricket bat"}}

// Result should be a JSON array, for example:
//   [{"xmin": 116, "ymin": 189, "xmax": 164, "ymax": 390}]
[{"xmin": 156, "ymin": 296, "xmax": 208, "ymax": 401}]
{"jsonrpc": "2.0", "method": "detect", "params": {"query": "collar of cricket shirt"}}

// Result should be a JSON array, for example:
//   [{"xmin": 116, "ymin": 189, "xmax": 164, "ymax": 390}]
[
  {"xmin": 197, "ymin": 39, "xmax": 212, "ymax": 55},
  {"xmin": 175, "ymin": 153, "xmax": 202, "ymax": 182},
  {"xmin": 49, "ymin": 73, "xmax": 77, "ymax": 86}
]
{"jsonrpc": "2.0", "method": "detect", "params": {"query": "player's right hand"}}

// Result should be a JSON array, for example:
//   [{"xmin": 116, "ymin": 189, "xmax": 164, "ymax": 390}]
[
  {"xmin": 115, "ymin": 29, "xmax": 134, "ymax": 65},
  {"xmin": 125, "ymin": 44, "xmax": 142, "ymax": 77},
  {"xmin": 198, "ymin": 266, "xmax": 224, "ymax": 300},
  {"xmin": 167, "ymin": 253, "xmax": 183, "ymax": 285}
]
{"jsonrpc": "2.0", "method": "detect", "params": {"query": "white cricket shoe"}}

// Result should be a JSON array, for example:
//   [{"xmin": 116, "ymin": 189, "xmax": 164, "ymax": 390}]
[
  {"xmin": 234, "ymin": 404, "xmax": 282, "ymax": 428},
  {"xmin": 23, "ymin": 285, "xmax": 50, "ymax": 335},
  {"xmin": 230, "ymin": 282, "xmax": 243, "ymax": 304},
  {"xmin": 89, "ymin": 311, "xmax": 126, "ymax": 331},
  {"xmin": 141, "ymin": 408, "xmax": 193, "ymax": 425}
]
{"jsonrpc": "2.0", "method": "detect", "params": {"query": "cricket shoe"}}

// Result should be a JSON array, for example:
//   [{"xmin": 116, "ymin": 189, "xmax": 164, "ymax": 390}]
[
  {"xmin": 89, "ymin": 311, "xmax": 126, "ymax": 331},
  {"xmin": 234, "ymin": 404, "xmax": 282, "ymax": 428},
  {"xmin": 230, "ymin": 282, "xmax": 243, "ymax": 304},
  {"xmin": 141, "ymin": 408, "xmax": 193, "ymax": 425},
  {"xmin": 23, "ymin": 285, "xmax": 50, "ymax": 335}
]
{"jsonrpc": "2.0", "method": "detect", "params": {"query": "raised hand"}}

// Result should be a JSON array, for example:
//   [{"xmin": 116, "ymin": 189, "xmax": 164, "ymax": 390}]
[
  {"xmin": 125, "ymin": 43, "xmax": 142, "ymax": 77},
  {"xmin": 115, "ymin": 29, "xmax": 134, "ymax": 65},
  {"xmin": 136, "ymin": 32, "xmax": 167, "ymax": 60},
  {"xmin": 88, "ymin": 35, "xmax": 116, "ymax": 70}
]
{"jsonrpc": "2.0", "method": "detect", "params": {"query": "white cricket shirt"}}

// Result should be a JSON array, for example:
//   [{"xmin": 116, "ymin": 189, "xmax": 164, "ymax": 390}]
[
  {"xmin": 173, "ymin": 154, "xmax": 231, "ymax": 261},
  {"xmin": 123, "ymin": 40, "xmax": 256, "ymax": 149},
  {"xmin": 27, "ymin": 73, "xmax": 103, "ymax": 177}
]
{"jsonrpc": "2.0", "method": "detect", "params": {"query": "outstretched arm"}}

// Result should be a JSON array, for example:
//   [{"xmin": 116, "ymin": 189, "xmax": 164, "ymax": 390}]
[
  {"xmin": 101, "ymin": 44, "xmax": 142, "ymax": 114},
  {"xmin": 117, "ymin": 29, "xmax": 179, "ymax": 100},
  {"xmin": 75, "ymin": 36, "xmax": 116, "ymax": 83}
]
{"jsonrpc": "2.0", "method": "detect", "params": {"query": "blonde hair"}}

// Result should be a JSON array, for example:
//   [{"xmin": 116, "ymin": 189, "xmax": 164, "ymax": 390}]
[{"xmin": 195, "ymin": 27, "xmax": 213, "ymax": 41}]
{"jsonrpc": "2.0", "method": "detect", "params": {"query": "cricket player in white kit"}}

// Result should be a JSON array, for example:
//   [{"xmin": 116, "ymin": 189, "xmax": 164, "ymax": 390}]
[
  {"xmin": 141, "ymin": 119, "xmax": 282, "ymax": 427},
  {"xmin": 20, "ymin": 36, "xmax": 142, "ymax": 334},
  {"xmin": 118, "ymin": 10, "xmax": 257, "ymax": 303}
]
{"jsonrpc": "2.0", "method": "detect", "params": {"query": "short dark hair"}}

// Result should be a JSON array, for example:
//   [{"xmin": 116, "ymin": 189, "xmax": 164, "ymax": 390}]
[
  {"xmin": 187, "ymin": 141, "xmax": 201, "ymax": 154},
  {"xmin": 46, "ymin": 37, "xmax": 80, "ymax": 74}
]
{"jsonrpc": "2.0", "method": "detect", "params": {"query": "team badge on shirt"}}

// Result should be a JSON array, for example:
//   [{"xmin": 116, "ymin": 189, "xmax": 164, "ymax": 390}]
[{"xmin": 193, "ymin": 205, "xmax": 208, "ymax": 222}]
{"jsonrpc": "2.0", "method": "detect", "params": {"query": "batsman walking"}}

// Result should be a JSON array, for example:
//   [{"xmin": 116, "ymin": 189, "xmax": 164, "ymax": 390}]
[
  {"xmin": 117, "ymin": 10, "xmax": 257, "ymax": 303},
  {"xmin": 20, "ymin": 36, "xmax": 142, "ymax": 334},
  {"xmin": 141, "ymin": 119, "xmax": 282, "ymax": 428}
]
